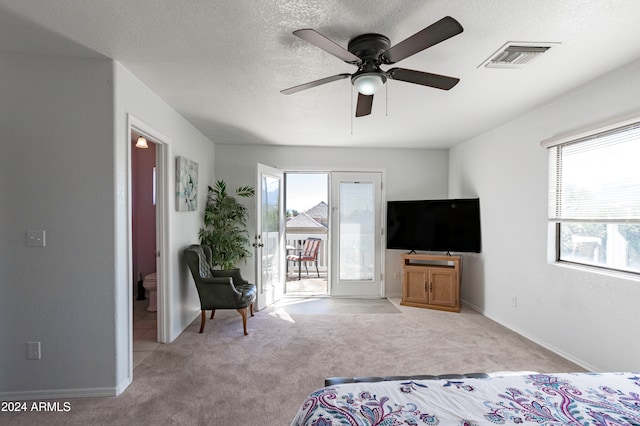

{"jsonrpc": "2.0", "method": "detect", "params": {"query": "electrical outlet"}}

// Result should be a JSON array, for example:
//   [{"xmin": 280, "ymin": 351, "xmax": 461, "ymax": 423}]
[
  {"xmin": 27, "ymin": 341, "xmax": 41, "ymax": 360},
  {"xmin": 26, "ymin": 230, "xmax": 46, "ymax": 247}
]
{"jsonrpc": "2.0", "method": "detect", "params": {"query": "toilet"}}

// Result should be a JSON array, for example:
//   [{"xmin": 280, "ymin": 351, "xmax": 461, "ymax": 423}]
[{"xmin": 142, "ymin": 272, "xmax": 157, "ymax": 312}]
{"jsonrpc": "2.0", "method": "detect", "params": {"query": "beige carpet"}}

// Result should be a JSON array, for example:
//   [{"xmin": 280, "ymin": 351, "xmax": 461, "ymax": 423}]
[{"xmin": 6, "ymin": 299, "xmax": 583, "ymax": 425}]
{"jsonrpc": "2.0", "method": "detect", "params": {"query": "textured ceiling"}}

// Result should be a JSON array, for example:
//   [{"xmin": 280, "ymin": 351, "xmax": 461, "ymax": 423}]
[{"xmin": 2, "ymin": 0, "xmax": 640, "ymax": 148}]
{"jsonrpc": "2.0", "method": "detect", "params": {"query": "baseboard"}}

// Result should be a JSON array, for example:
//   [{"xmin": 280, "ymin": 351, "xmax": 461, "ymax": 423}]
[
  {"xmin": 0, "ymin": 386, "xmax": 119, "ymax": 401},
  {"xmin": 461, "ymin": 299, "xmax": 597, "ymax": 372},
  {"xmin": 461, "ymin": 298, "xmax": 483, "ymax": 313},
  {"xmin": 115, "ymin": 376, "xmax": 132, "ymax": 396}
]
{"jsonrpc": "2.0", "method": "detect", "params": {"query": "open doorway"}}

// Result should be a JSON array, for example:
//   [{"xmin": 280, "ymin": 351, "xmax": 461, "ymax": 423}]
[
  {"xmin": 283, "ymin": 170, "xmax": 385, "ymax": 299},
  {"xmin": 130, "ymin": 132, "xmax": 160, "ymax": 365},
  {"xmin": 127, "ymin": 114, "xmax": 171, "ymax": 377},
  {"xmin": 284, "ymin": 172, "xmax": 329, "ymax": 295}
]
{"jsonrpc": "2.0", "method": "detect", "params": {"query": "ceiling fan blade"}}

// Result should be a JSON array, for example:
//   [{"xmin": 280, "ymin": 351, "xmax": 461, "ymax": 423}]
[
  {"xmin": 281, "ymin": 73, "xmax": 351, "ymax": 95},
  {"xmin": 355, "ymin": 93, "xmax": 373, "ymax": 117},
  {"xmin": 387, "ymin": 68, "xmax": 460, "ymax": 90},
  {"xmin": 293, "ymin": 29, "xmax": 362, "ymax": 65},
  {"xmin": 381, "ymin": 16, "xmax": 463, "ymax": 64}
]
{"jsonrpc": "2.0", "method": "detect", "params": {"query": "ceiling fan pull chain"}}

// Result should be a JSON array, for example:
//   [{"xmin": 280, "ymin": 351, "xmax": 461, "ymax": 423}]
[{"xmin": 350, "ymin": 85, "xmax": 354, "ymax": 136}]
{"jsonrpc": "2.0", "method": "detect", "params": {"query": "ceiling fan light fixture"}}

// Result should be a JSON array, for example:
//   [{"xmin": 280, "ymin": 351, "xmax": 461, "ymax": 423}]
[{"xmin": 352, "ymin": 73, "xmax": 386, "ymax": 95}]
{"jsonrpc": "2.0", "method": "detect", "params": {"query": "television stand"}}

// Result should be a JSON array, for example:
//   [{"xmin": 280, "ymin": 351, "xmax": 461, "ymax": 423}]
[{"xmin": 400, "ymin": 253, "xmax": 461, "ymax": 312}]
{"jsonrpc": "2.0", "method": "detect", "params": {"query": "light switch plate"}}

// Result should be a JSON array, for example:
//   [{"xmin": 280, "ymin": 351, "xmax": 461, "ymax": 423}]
[
  {"xmin": 27, "ymin": 341, "xmax": 41, "ymax": 360},
  {"xmin": 26, "ymin": 230, "xmax": 46, "ymax": 247}
]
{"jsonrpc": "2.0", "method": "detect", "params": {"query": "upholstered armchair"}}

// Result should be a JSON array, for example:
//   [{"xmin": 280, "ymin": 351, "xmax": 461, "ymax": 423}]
[{"xmin": 184, "ymin": 244, "xmax": 256, "ymax": 335}]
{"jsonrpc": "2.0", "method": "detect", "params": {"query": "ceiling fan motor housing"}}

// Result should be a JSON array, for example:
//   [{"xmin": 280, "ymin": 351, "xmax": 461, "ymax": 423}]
[
  {"xmin": 348, "ymin": 33, "xmax": 390, "ymax": 62},
  {"xmin": 348, "ymin": 33, "xmax": 389, "ymax": 84}
]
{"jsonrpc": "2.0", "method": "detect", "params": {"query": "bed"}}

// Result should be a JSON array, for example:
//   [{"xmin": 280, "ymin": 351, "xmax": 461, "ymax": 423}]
[{"xmin": 291, "ymin": 372, "xmax": 640, "ymax": 425}]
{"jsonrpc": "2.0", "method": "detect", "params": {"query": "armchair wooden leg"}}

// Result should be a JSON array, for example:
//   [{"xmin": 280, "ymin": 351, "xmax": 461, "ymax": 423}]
[
  {"xmin": 210, "ymin": 309, "xmax": 216, "ymax": 319},
  {"xmin": 199, "ymin": 310, "xmax": 206, "ymax": 333},
  {"xmin": 237, "ymin": 307, "xmax": 249, "ymax": 335},
  {"xmin": 250, "ymin": 302, "xmax": 254, "ymax": 317}
]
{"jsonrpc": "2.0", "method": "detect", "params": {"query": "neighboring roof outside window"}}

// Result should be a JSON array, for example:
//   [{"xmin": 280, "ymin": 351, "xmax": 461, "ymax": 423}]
[
  {"xmin": 286, "ymin": 212, "xmax": 326, "ymax": 231},
  {"xmin": 305, "ymin": 201, "xmax": 328, "ymax": 226},
  {"xmin": 286, "ymin": 202, "xmax": 328, "ymax": 238}
]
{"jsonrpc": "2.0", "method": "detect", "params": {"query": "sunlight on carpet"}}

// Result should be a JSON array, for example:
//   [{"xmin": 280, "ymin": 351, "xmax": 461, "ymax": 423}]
[{"xmin": 266, "ymin": 297, "xmax": 401, "ymax": 315}]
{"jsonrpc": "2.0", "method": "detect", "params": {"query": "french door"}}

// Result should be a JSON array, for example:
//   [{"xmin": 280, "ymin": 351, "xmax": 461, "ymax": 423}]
[
  {"xmin": 330, "ymin": 172, "xmax": 383, "ymax": 297},
  {"xmin": 255, "ymin": 164, "xmax": 285, "ymax": 310}
]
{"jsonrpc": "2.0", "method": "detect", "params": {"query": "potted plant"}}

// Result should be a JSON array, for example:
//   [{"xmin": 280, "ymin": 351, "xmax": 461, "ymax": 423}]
[{"xmin": 199, "ymin": 180, "xmax": 255, "ymax": 270}]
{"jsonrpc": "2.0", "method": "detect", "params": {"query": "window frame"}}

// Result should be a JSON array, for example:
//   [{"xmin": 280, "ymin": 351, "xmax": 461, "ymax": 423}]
[
  {"xmin": 556, "ymin": 223, "xmax": 640, "ymax": 275},
  {"xmin": 542, "ymin": 114, "xmax": 640, "ymax": 276}
]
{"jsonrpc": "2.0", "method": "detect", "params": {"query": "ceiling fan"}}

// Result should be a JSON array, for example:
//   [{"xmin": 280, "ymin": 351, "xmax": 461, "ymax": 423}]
[{"xmin": 281, "ymin": 16, "xmax": 463, "ymax": 117}]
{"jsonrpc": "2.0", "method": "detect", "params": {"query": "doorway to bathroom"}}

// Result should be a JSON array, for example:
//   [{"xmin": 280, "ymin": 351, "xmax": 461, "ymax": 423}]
[
  {"xmin": 131, "ymin": 132, "xmax": 160, "ymax": 366},
  {"xmin": 128, "ymin": 115, "xmax": 171, "ymax": 373}
]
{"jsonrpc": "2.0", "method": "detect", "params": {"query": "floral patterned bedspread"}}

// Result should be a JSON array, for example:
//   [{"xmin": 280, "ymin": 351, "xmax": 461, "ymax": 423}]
[{"xmin": 291, "ymin": 372, "xmax": 640, "ymax": 425}]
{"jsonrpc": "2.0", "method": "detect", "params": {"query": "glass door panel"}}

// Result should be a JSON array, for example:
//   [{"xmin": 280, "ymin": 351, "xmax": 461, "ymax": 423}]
[
  {"xmin": 331, "ymin": 172, "xmax": 383, "ymax": 297},
  {"xmin": 339, "ymin": 181, "xmax": 375, "ymax": 281},
  {"xmin": 256, "ymin": 164, "xmax": 285, "ymax": 310}
]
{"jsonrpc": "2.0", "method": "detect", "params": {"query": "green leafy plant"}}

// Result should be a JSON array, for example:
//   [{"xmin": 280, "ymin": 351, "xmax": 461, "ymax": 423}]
[{"xmin": 199, "ymin": 180, "xmax": 255, "ymax": 270}]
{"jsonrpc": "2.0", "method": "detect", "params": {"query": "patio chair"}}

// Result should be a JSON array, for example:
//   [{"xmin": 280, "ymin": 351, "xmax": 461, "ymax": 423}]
[{"xmin": 286, "ymin": 238, "xmax": 321, "ymax": 279}]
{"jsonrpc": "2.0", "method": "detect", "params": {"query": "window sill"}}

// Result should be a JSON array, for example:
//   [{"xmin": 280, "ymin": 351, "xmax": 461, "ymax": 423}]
[{"xmin": 551, "ymin": 260, "xmax": 640, "ymax": 282}]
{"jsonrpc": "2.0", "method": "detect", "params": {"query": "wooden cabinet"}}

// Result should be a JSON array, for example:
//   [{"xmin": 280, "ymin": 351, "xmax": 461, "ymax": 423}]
[{"xmin": 400, "ymin": 254, "xmax": 461, "ymax": 312}]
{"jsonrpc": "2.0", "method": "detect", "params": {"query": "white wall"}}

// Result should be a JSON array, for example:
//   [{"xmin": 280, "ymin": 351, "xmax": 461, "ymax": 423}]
[
  {"xmin": 448, "ymin": 58, "xmax": 640, "ymax": 372},
  {"xmin": 0, "ymin": 52, "xmax": 117, "ymax": 397},
  {"xmin": 0, "ymin": 53, "xmax": 215, "ymax": 399},
  {"xmin": 113, "ymin": 62, "xmax": 215, "ymax": 391},
  {"xmin": 214, "ymin": 144, "xmax": 449, "ymax": 297}
]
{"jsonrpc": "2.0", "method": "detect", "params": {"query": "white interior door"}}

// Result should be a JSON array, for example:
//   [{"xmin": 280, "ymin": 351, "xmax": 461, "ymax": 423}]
[
  {"xmin": 330, "ymin": 171, "xmax": 383, "ymax": 298},
  {"xmin": 255, "ymin": 163, "xmax": 285, "ymax": 310}
]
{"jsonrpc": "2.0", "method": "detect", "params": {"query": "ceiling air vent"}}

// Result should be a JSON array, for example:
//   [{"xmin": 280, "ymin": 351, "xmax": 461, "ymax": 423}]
[{"xmin": 480, "ymin": 42, "xmax": 557, "ymax": 69}]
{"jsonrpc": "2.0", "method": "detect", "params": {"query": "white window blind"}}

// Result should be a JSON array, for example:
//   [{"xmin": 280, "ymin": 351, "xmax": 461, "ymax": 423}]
[{"xmin": 547, "ymin": 121, "xmax": 640, "ymax": 222}]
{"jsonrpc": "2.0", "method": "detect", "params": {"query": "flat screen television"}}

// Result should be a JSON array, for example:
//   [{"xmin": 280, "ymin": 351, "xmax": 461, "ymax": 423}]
[{"xmin": 386, "ymin": 198, "xmax": 481, "ymax": 253}]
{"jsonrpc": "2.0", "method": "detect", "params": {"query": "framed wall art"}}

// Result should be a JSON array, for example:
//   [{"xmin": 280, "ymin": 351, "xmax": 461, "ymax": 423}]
[{"xmin": 175, "ymin": 156, "xmax": 198, "ymax": 211}]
